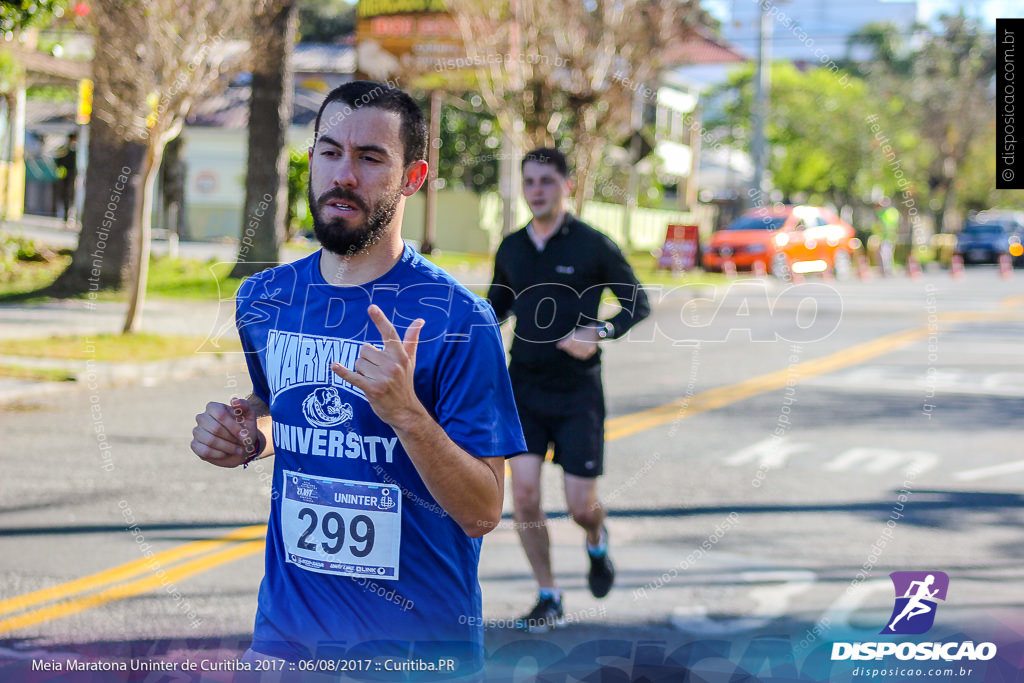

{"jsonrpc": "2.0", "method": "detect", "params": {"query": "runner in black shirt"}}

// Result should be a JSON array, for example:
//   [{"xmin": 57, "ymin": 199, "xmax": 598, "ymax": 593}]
[{"xmin": 487, "ymin": 147, "xmax": 650, "ymax": 631}]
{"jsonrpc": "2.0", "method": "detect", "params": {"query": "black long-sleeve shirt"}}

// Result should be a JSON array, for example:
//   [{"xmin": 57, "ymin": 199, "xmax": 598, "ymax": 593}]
[{"xmin": 487, "ymin": 213, "xmax": 651, "ymax": 383}]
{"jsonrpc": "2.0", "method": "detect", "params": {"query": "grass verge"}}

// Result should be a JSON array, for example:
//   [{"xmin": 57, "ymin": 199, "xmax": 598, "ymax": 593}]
[
  {"xmin": 0, "ymin": 364, "xmax": 77, "ymax": 382},
  {"xmin": 0, "ymin": 333, "xmax": 240, "ymax": 362},
  {"xmin": 1, "ymin": 241, "xmax": 739, "ymax": 303}
]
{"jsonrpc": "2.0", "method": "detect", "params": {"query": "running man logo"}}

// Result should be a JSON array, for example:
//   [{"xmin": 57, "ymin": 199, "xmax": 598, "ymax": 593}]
[{"xmin": 881, "ymin": 571, "xmax": 949, "ymax": 635}]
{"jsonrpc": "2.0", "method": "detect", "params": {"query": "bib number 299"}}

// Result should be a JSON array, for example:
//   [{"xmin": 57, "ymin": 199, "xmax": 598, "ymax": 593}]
[
  {"xmin": 282, "ymin": 470, "xmax": 401, "ymax": 579},
  {"xmin": 296, "ymin": 508, "xmax": 374, "ymax": 557}
]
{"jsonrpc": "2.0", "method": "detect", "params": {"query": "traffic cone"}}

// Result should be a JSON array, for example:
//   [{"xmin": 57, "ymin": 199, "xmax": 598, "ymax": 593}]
[
  {"xmin": 723, "ymin": 259, "xmax": 737, "ymax": 278},
  {"xmin": 906, "ymin": 255, "xmax": 922, "ymax": 280},
  {"xmin": 999, "ymin": 252, "xmax": 1013, "ymax": 279},
  {"xmin": 753, "ymin": 259, "xmax": 767, "ymax": 278},
  {"xmin": 950, "ymin": 254, "xmax": 964, "ymax": 280}
]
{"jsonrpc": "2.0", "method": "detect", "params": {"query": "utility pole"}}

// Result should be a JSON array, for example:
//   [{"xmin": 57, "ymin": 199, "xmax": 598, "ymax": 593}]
[
  {"xmin": 750, "ymin": 2, "xmax": 772, "ymax": 206},
  {"xmin": 500, "ymin": 0, "xmax": 523, "ymax": 237},
  {"xmin": 422, "ymin": 90, "xmax": 441, "ymax": 254}
]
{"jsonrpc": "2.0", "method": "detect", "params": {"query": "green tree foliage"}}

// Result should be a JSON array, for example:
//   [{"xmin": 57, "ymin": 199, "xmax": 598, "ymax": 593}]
[
  {"xmin": 286, "ymin": 148, "xmax": 310, "ymax": 235},
  {"xmin": 432, "ymin": 93, "xmax": 500, "ymax": 194},
  {"xmin": 709, "ymin": 13, "xmax": 1009, "ymax": 240},
  {"xmin": 297, "ymin": 0, "xmax": 354, "ymax": 43},
  {"xmin": 708, "ymin": 63, "xmax": 885, "ymax": 210},
  {"xmin": 0, "ymin": 49, "xmax": 23, "ymax": 93},
  {"xmin": 0, "ymin": 0, "xmax": 66, "ymax": 34},
  {"xmin": 846, "ymin": 14, "xmax": 1002, "ymax": 229}
]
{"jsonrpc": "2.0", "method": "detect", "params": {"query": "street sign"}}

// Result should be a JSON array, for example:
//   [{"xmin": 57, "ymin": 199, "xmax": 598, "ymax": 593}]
[
  {"xmin": 356, "ymin": 0, "xmax": 466, "ymax": 83},
  {"xmin": 658, "ymin": 224, "xmax": 700, "ymax": 271}
]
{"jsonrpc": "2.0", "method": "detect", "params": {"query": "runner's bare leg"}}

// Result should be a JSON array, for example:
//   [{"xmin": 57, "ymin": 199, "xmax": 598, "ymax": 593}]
[
  {"xmin": 510, "ymin": 454, "xmax": 555, "ymax": 588},
  {"xmin": 565, "ymin": 473, "xmax": 605, "ymax": 545}
]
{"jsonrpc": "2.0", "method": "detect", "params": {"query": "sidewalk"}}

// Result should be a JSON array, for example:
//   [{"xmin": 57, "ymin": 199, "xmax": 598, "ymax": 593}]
[{"xmin": 2, "ymin": 213, "xmax": 242, "ymax": 261}]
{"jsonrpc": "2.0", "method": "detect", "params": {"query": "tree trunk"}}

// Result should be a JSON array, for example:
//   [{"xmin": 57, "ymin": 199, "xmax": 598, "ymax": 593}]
[
  {"xmin": 936, "ymin": 178, "xmax": 957, "ymax": 235},
  {"xmin": 45, "ymin": 116, "xmax": 146, "ymax": 296},
  {"xmin": 45, "ymin": 3, "xmax": 150, "ymax": 299},
  {"xmin": 230, "ymin": 0, "xmax": 296, "ymax": 278},
  {"xmin": 122, "ymin": 142, "xmax": 163, "ymax": 333},
  {"xmin": 573, "ymin": 142, "xmax": 601, "ymax": 216}
]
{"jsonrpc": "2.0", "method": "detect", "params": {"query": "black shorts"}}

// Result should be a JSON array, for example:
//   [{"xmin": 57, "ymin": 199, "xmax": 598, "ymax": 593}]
[{"xmin": 509, "ymin": 367, "xmax": 605, "ymax": 478}]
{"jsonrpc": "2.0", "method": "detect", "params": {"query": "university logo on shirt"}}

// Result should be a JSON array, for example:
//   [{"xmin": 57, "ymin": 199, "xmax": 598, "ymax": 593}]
[
  {"xmin": 301, "ymin": 387, "xmax": 353, "ymax": 428},
  {"xmin": 266, "ymin": 329, "xmax": 369, "ymax": 401}
]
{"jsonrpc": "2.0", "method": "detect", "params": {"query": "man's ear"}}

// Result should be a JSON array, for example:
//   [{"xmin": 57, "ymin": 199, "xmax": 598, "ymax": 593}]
[{"xmin": 402, "ymin": 160, "xmax": 429, "ymax": 196}]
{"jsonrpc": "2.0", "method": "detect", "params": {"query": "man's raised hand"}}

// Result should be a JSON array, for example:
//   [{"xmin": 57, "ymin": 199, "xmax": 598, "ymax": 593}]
[
  {"xmin": 191, "ymin": 397, "xmax": 263, "ymax": 468},
  {"xmin": 331, "ymin": 305, "xmax": 425, "ymax": 427}
]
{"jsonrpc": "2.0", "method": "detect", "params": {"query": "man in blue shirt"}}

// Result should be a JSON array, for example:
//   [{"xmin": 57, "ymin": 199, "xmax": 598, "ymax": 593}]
[{"xmin": 190, "ymin": 81, "xmax": 526, "ymax": 676}]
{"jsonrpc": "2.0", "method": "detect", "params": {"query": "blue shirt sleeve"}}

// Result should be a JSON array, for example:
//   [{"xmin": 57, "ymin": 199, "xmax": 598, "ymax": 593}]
[
  {"xmin": 235, "ymin": 285, "xmax": 271, "ymax": 405},
  {"xmin": 433, "ymin": 296, "xmax": 526, "ymax": 459}
]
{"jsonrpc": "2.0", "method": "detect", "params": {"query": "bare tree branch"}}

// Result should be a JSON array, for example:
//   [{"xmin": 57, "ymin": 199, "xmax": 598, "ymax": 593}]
[{"xmin": 445, "ymin": 0, "xmax": 703, "ymax": 209}]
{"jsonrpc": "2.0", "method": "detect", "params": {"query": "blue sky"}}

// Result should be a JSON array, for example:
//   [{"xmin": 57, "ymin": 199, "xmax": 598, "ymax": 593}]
[
  {"xmin": 704, "ymin": 0, "xmax": 1019, "ymax": 28},
  {"xmin": 917, "ymin": 0, "xmax": 1020, "ymax": 25}
]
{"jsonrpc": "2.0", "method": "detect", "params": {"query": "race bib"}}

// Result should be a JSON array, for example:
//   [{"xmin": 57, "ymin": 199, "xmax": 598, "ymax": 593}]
[{"xmin": 281, "ymin": 470, "xmax": 402, "ymax": 580}]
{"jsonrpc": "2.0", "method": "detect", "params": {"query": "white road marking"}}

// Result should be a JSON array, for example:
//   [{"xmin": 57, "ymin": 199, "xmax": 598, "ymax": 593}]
[
  {"xmin": 670, "ymin": 570, "xmax": 816, "ymax": 635},
  {"xmin": 822, "ymin": 448, "xmax": 938, "ymax": 474},
  {"xmin": 954, "ymin": 460, "xmax": 1024, "ymax": 481},
  {"xmin": 723, "ymin": 437, "xmax": 811, "ymax": 469}
]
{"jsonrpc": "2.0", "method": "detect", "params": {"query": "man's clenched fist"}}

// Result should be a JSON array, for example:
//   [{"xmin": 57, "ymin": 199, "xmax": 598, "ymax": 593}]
[{"xmin": 191, "ymin": 397, "xmax": 263, "ymax": 468}]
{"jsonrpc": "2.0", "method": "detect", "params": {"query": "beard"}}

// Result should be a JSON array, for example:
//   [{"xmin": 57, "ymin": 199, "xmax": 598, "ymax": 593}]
[{"xmin": 309, "ymin": 183, "xmax": 402, "ymax": 256}]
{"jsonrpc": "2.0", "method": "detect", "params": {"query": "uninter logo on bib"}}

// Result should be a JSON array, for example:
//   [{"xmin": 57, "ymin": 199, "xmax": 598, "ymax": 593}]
[{"xmin": 882, "ymin": 571, "xmax": 949, "ymax": 635}]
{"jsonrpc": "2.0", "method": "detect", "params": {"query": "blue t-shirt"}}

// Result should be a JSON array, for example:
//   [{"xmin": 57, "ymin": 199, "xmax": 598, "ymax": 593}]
[{"xmin": 235, "ymin": 246, "xmax": 526, "ymax": 673}]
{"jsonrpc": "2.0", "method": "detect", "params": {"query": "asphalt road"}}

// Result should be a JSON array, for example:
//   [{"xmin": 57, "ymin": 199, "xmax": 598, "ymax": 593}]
[{"xmin": 1, "ymin": 266, "xmax": 1023, "ymax": 682}]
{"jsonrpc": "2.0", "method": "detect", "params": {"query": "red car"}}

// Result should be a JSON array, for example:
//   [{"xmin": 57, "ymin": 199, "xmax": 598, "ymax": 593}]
[{"xmin": 703, "ymin": 205, "xmax": 857, "ymax": 278}]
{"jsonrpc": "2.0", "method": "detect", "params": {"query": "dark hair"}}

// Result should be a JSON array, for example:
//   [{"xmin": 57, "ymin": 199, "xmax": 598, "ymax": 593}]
[
  {"xmin": 313, "ymin": 81, "xmax": 427, "ymax": 167},
  {"xmin": 521, "ymin": 147, "xmax": 569, "ymax": 178}
]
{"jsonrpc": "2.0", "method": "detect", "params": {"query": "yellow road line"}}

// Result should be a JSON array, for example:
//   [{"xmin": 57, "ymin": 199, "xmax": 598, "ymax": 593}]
[
  {"xmin": 1000, "ymin": 293, "xmax": 1024, "ymax": 309},
  {"xmin": 0, "ymin": 524, "xmax": 266, "ymax": 619},
  {"xmin": 939, "ymin": 311, "xmax": 1024, "ymax": 323},
  {"xmin": 0, "ymin": 540, "xmax": 265, "ymax": 635},
  {"xmin": 605, "ymin": 327, "xmax": 929, "ymax": 441}
]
